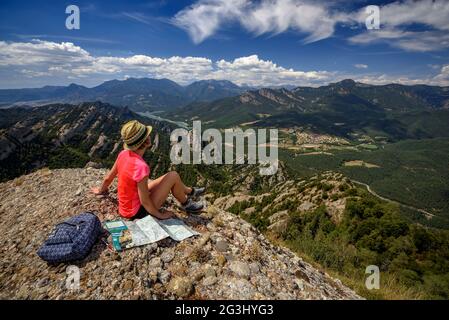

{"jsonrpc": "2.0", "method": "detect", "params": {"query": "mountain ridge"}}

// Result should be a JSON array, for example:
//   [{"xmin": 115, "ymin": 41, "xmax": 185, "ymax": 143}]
[
  {"xmin": 0, "ymin": 78, "xmax": 248, "ymax": 112},
  {"xmin": 170, "ymin": 80, "xmax": 449, "ymax": 140},
  {"xmin": 0, "ymin": 167, "xmax": 361, "ymax": 300},
  {"xmin": 0, "ymin": 101, "xmax": 172, "ymax": 182},
  {"xmin": 3, "ymin": 77, "xmax": 448, "ymax": 114}
]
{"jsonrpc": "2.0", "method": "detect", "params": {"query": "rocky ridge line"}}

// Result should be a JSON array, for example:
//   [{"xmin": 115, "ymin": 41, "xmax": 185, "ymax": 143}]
[{"xmin": 0, "ymin": 168, "xmax": 361, "ymax": 300}]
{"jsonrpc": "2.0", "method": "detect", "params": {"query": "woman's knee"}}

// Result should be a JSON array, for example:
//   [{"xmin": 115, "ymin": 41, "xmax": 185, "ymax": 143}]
[{"xmin": 167, "ymin": 171, "xmax": 180, "ymax": 181}]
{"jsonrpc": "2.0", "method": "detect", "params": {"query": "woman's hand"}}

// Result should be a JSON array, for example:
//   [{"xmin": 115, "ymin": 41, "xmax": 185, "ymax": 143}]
[
  {"xmin": 91, "ymin": 163, "xmax": 117, "ymax": 196},
  {"xmin": 91, "ymin": 186, "xmax": 108, "ymax": 195}
]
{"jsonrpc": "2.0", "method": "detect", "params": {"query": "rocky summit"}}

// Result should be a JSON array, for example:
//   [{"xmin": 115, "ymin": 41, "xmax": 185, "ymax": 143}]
[{"xmin": 0, "ymin": 167, "xmax": 361, "ymax": 300}]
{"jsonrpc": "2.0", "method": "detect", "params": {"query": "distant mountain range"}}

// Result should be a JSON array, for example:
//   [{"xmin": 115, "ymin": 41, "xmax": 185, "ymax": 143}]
[
  {"xmin": 0, "ymin": 78, "xmax": 249, "ymax": 112},
  {"xmin": 2, "ymin": 77, "xmax": 449, "ymax": 142},
  {"xmin": 171, "ymin": 79, "xmax": 449, "ymax": 141}
]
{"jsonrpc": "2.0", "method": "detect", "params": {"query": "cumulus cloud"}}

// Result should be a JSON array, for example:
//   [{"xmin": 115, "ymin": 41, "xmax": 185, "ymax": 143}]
[
  {"xmin": 0, "ymin": 40, "xmax": 92, "ymax": 66},
  {"xmin": 214, "ymin": 55, "xmax": 332, "ymax": 86},
  {"xmin": 0, "ymin": 40, "xmax": 333, "ymax": 88},
  {"xmin": 1, "ymin": 39, "xmax": 447, "ymax": 89},
  {"xmin": 351, "ymin": 64, "xmax": 449, "ymax": 87},
  {"xmin": 352, "ymin": 74, "xmax": 430, "ymax": 86},
  {"xmin": 432, "ymin": 64, "xmax": 449, "ymax": 86}
]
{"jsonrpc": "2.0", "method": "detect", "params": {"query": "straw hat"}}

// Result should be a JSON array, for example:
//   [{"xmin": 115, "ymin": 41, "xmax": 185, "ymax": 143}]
[{"xmin": 121, "ymin": 120, "xmax": 153, "ymax": 151}]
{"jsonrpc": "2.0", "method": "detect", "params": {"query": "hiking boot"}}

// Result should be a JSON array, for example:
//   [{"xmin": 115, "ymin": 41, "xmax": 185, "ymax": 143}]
[
  {"xmin": 189, "ymin": 187, "xmax": 206, "ymax": 198},
  {"xmin": 181, "ymin": 198, "xmax": 203, "ymax": 214}
]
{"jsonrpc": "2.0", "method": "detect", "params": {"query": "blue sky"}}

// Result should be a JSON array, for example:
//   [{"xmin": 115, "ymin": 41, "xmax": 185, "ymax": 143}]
[{"xmin": 0, "ymin": 0, "xmax": 448, "ymax": 88}]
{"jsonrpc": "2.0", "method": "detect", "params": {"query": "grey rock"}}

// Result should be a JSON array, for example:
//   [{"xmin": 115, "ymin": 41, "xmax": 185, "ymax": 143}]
[
  {"xmin": 224, "ymin": 253, "xmax": 234, "ymax": 262},
  {"xmin": 249, "ymin": 262, "xmax": 260, "ymax": 275},
  {"xmin": 84, "ymin": 161, "xmax": 103, "ymax": 169},
  {"xmin": 167, "ymin": 277, "xmax": 193, "ymax": 298},
  {"xmin": 276, "ymin": 292, "xmax": 293, "ymax": 300},
  {"xmin": 224, "ymin": 278, "xmax": 256, "ymax": 299},
  {"xmin": 267, "ymin": 219, "xmax": 289, "ymax": 234},
  {"xmin": 202, "ymin": 276, "xmax": 218, "ymax": 286},
  {"xmin": 36, "ymin": 278, "xmax": 49, "ymax": 288},
  {"xmin": 215, "ymin": 240, "xmax": 229, "ymax": 253},
  {"xmin": 298, "ymin": 201, "xmax": 314, "ymax": 212},
  {"xmin": 229, "ymin": 261, "xmax": 251, "ymax": 279},
  {"xmin": 268, "ymin": 210, "xmax": 289, "ymax": 224},
  {"xmin": 160, "ymin": 251, "xmax": 174, "ymax": 264},
  {"xmin": 203, "ymin": 264, "xmax": 216, "ymax": 278},
  {"xmin": 149, "ymin": 257, "xmax": 162, "ymax": 269},
  {"xmin": 192, "ymin": 268, "xmax": 205, "ymax": 282},
  {"xmin": 294, "ymin": 279, "xmax": 304, "ymax": 290},
  {"xmin": 75, "ymin": 187, "xmax": 83, "ymax": 196},
  {"xmin": 158, "ymin": 270, "xmax": 171, "ymax": 284}
]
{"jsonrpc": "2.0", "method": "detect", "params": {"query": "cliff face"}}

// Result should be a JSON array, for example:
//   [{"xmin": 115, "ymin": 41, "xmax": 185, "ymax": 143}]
[
  {"xmin": 0, "ymin": 167, "xmax": 361, "ymax": 300},
  {"xmin": 0, "ymin": 102, "xmax": 170, "ymax": 183},
  {"xmin": 0, "ymin": 103, "xmax": 131, "ymax": 160}
]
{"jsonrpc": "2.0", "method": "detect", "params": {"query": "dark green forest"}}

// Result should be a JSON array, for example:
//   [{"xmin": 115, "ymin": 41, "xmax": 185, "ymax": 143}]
[
  {"xmin": 282, "ymin": 193, "xmax": 449, "ymax": 299},
  {"xmin": 227, "ymin": 187, "xmax": 449, "ymax": 299},
  {"xmin": 280, "ymin": 138, "xmax": 449, "ymax": 229}
]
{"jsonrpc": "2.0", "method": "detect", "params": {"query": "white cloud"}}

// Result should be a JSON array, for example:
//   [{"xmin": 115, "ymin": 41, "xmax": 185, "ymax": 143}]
[
  {"xmin": 354, "ymin": 64, "xmax": 368, "ymax": 69},
  {"xmin": 377, "ymin": 0, "xmax": 449, "ymax": 31},
  {"xmin": 14, "ymin": 34, "xmax": 120, "ymax": 44},
  {"xmin": 1, "ymin": 39, "xmax": 447, "ymax": 89},
  {"xmin": 349, "ymin": 29, "xmax": 449, "ymax": 52},
  {"xmin": 173, "ymin": 0, "xmax": 342, "ymax": 44},
  {"xmin": 239, "ymin": 0, "xmax": 337, "ymax": 44},
  {"xmin": 173, "ymin": 0, "xmax": 449, "ymax": 52},
  {"xmin": 347, "ymin": 0, "xmax": 449, "ymax": 52},
  {"xmin": 351, "ymin": 64, "xmax": 449, "ymax": 87},
  {"xmin": 352, "ymin": 74, "xmax": 430, "ymax": 86},
  {"xmin": 432, "ymin": 64, "xmax": 449, "ymax": 86},
  {"xmin": 0, "ymin": 40, "xmax": 332, "ymax": 88},
  {"xmin": 172, "ymin": 0, "xmax": 247, "ymax": 44},
  {"xmin": 0, "ymin": 40, "xmax": 92, "ymax": 66},
  {"xmin": 214, "ymin": 55, "xmax": 332, "ymax": 86},
  {"xmin": 122, "ymin": 12, "xmax": 154, "ymax": 25}
]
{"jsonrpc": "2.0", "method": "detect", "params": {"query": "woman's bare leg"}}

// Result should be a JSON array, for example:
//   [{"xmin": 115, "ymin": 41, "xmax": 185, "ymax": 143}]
[
  {"xmin": 149, "ymin": 174, "xmax": 191, "ymax": 194},
  {"xmin": 147, "ymin": 171, "xmax": 192, "ymax": 208}
]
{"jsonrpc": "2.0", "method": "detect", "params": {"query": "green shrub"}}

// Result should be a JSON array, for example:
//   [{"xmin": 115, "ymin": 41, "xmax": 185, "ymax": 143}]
[{"xmin": 280, "ymin": 196, "xmax": 449, "ymax": 299}]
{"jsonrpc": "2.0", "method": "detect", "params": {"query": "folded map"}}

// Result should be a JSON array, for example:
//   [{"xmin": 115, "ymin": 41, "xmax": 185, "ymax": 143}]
[{"xmin": 104, "ymin": 215, "xmax": 199, "ymax": 251}]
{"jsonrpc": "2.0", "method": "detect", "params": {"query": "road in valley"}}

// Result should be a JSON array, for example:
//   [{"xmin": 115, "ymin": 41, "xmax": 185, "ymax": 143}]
[{"xmin": 351, "ymin": 180, "xmax": 435, "ymax": 219}]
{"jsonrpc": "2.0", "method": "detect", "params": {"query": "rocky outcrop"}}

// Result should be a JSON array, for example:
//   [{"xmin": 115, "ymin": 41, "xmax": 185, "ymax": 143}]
[
  {"xmin": 0, "ymin": 168, "xmax": 361, "ymax": 300},
  {"xmin": 213, "ymin": 171, "xmax": 352, "ymax": 235},
  {"xmin": 239, "ymin": 92, "xmax": 262, "ymax": 105}
]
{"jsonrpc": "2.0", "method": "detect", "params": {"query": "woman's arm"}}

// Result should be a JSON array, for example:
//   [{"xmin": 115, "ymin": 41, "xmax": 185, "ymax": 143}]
[
  {"xmin": 92, "ymin": 160, "xmax": 118, "ymax": 194},
  {"xmin": 137, "ymin": 176, "xmax": 175, "ymax": 220}
]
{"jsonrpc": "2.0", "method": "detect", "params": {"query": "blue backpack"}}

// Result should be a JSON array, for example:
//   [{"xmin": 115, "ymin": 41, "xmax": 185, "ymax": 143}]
[{"xmin": 37, "ymin": 212, "xmax": 102, "ymax": 264}]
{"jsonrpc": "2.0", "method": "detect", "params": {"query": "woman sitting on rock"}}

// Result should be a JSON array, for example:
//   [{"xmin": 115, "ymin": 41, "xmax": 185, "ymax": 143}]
[{"xmin": 92, "ymin": 120, "xmax": 204, "ymax": 220}]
